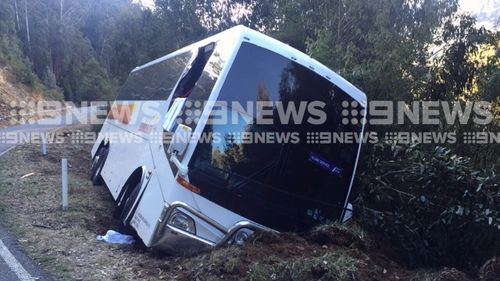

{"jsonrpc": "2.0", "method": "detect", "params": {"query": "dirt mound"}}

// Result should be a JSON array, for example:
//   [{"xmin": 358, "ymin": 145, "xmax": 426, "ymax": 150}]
[
  {"xmin": 177, "ymin": 227, "xmax": 412, "ymax": 281},
  {"xmin": 304, "ymin": 224, "xmax": 366, "ymax": 249}
]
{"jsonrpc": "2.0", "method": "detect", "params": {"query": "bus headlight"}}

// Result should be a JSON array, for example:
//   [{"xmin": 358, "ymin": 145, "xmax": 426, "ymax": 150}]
[
  {"xmin": 233, "ymin": 229, "xmax": 251, "ymax": 246},
  {"xmin": 168, "ymin": 211, "xmax": 196, "ymax": 234}
]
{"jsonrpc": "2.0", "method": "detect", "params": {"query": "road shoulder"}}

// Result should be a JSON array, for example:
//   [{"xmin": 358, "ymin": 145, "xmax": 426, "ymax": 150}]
[{"xmin": 0, "ymin": 224, "xmax": 54, "ymax": 281}]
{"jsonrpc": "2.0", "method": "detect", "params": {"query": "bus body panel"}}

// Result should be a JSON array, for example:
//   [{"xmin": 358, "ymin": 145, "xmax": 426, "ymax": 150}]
[
  {"xmin": 130, "ymin": 172, "xmax": 165, "ymax": 247},
  {"xmin": 100, "ymin": 130, "xmax": 149, "ymax": 199}
]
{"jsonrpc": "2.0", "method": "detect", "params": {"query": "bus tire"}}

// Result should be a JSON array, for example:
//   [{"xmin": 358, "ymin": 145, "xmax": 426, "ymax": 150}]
[
  {"xmin": 119, "ymin": 181, "xmax": 142, "ymax": 228},
  {"xmin": 90, "ymin": 147, "xmax": 108, "ymax": 186}
]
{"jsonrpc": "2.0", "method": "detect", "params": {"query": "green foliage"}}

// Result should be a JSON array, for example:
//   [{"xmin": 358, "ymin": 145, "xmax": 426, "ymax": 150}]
[
  {"xmin": 426, "ymin": 15, "xmax": 495, "ymax": 100},
  {"xmin": 0, "ymin": 1, "xmax": 36, "ymax": 86},
  {"xmin": 426, "ymin": 23, "xmax": 498, "ymax": 169},
  {"xmin": 265, "ymin": 0, "xmax": 459, "ymax": 102},
  {"xmin": 42, "ymin": 88, "xmax": 64, "ymax": 101},
  {"xmin": 0, "ymin": 35, "xmax": 36, "ymax": 86},
  {"xmin": 356, "ymin": 142, "xmax": 500, "ymax": 270},
  {"xmin": 0, "ymin": 1, "xmax": 16, "ymax": 35},
  {"xmin": 0, "ymin": 0, "xmax": 495, "ymax": 107},
  {"xmin": 75, "ymin": 58, "xmax": 114, "ymax": 102}
]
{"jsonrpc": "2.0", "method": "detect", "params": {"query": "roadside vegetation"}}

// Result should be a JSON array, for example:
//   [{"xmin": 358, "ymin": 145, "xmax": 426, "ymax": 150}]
[
  {"xmin": 0, "ymin": 126, "xmax": 498, "ymax": 280},
  {"xmin": 356, "ymin": 142, "xmax": 499, "ymax": 272}
]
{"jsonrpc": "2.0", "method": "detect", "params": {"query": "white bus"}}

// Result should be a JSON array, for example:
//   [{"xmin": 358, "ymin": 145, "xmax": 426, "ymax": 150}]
[{"xmin": 90, "ymin": 25, "xmax": 366, "ymax": 251}]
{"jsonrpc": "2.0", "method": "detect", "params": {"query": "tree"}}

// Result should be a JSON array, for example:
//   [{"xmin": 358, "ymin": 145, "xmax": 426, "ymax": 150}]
[
  {"xmin": 299, "ymin": 0, "xmax": 459, "ymax": 101},
  {"xmin": 0, "ymin": 1, "xmax": 36, "ymax": 85},
  {"xmin": 427, "ymin": 15, "xmax": 494, "ymax": 101}
]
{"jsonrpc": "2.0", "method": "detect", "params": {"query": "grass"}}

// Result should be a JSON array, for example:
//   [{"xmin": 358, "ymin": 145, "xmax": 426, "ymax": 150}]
[
  {"xmin": 248, "ymin": 252, "xmax": 359, "ymax": 281},
  {"xmin": 0, "ymin": 126, "xmax": 179, "ymax": 280}
]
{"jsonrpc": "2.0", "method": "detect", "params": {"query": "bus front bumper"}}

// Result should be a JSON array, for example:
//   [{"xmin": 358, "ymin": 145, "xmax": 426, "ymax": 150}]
[{"xmin": 150, "ymin": 201, "xmax": 270, "ymax": 253}]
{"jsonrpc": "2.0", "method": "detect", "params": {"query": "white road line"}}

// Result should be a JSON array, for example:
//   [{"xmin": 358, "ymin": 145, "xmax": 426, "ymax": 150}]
[
  {"xmin": 0, "ymin": 107, "xmax": 89, "ymax": 281},
  {"xmin": 0, "ymin": 109, "xmax": 84, "ymax": 281},
  {"xmin": 0, "ymin": 239, "xmax": 35, "ymax": 281},
  {"xmin": 0, "ymin": 146, "xmax": 15, "ymax": 158},
  {"xmin": 1, "ymin": 145, "xmax": 35, "ymax": 281}
]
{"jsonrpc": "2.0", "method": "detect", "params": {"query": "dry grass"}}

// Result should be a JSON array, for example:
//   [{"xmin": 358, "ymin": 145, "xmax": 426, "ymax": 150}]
[{"xmin": 0, "ymin": 126, "xmax": 179, "ymax": 280}]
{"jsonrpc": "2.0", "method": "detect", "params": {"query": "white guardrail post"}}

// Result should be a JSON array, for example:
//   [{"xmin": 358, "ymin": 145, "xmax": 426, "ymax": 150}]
[
  {"xmin": 61, "ymin": 159, "xmax": 68, "ymax": 210},
  {"xmin": 41, "ymin": 133, "xmax": 47, "ymax": 156}
]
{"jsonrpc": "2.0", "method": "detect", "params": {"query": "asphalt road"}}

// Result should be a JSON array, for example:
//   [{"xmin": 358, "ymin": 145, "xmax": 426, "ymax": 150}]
[{"xmin": 0, "ymin": 107, "xmax": 94, "ymax": 281}]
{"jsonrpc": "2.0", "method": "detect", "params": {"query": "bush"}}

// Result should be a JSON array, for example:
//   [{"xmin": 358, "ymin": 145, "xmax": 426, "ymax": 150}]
[
  {"xmin": 74, "ymin": 58, "xmax": 114, "ymax": 102},
  {"xmin": 0, "ymin": 36, "xmax": 38, "ymax": 87},
  {"xmin": 356, "ymin": 142, "xmax": 500, "ymax": 271},
  {"xmin": 43, "ymin": 88, "xmax": 64, "ymax": 101}
]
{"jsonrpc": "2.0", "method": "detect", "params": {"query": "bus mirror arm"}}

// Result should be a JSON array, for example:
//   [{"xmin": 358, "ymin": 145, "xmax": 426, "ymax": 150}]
[
  {"xmin": 168, "ymin": 124, "xmax": 192, "ymax": 176},
  {"xmin": 170, "ymin": 152, "xmax": 188, "ymax": 176},
  {"xmin": 167, "ymin": 124, "xmax": 192, "ymax": 156}
]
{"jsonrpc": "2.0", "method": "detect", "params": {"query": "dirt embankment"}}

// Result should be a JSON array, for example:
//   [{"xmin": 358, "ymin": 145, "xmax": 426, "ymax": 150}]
[
  {"xmin": 0, "ymin": 125, "xmax": 497, "ymax": 281},
  {"xmin": 0, "ymin": 66, "xmax": 59, "ymax": 128}
]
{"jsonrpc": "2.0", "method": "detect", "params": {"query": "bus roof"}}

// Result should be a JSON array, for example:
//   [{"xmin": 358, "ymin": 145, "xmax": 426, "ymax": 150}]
[{"xmin": 133, "ymin": 25, "xmax": 367, "ymax": 107}]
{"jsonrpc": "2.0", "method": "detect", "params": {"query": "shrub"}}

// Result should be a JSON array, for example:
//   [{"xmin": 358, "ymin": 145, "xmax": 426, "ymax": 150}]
[
  {"xmin": 74, "ymin": 58, "xmax": 114, "ymax": 102},
  {"xmin": 0, "ymin": 36, "xmax": 39, "ymax": 87},
  {"xmin": 356, "ymin": 142, "xmax": 499, "ymax": 271}
]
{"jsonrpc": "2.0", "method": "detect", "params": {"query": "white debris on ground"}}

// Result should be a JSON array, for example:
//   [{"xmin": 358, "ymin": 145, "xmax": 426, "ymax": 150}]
[{"xmin": 96, "ymin": 230, "xmax": 135, "ymax": 245}]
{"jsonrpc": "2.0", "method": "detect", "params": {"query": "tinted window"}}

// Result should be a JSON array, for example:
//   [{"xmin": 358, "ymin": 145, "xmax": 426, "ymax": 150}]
[
  {"xmin": 173, "ymin": 45, "xmax": 223, "ymax": 132},
  {"xmin": 188, "ymin": 43, "xmax": 364, "ymax": 231},
  {"xmin": 163, "ymin": 40, "xmax": 232, "ymax": 175},
  {"xmin": 117, "ymin": 51, "xmax": 193, "ymax": 101}
]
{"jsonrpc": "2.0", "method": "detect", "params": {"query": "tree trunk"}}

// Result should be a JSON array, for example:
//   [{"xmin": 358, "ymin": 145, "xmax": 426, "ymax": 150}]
[
  {"xmin": 60, "ymin": 0, "xmax": 63, "ymax": 20},
  {"xmin": 54, "ymin": 0, "xmax": 64, "ymax": 80},
  {"xmin": 24, "ymin": 0, "xmax": 31, "ymax": 58},
  {"xmin": 338, "ymin": 0, "xmax": 341, "ymax": 40},
  {"xmin": 13, "ymin": 0, "xmax": 20, "ymax": 31}
]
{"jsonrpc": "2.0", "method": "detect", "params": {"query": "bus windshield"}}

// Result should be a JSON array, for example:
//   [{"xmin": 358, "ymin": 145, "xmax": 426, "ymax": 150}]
[{"xmin": 188, "ymin": 42, "xmax": 364, "ymax": 232}]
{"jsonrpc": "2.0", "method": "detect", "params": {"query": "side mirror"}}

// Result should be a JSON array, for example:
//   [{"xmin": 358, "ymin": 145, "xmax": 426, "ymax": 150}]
[
  {"xmin": 168, "ymin": 124, "xmax": 192, "ymax": 175},
  {"xmin": 163, "ymin": 98, "xmax": 186, "ymax": 132},
  {"xmin": 168, "ymin": 124, "xmax": 192, "ymax": 156}
]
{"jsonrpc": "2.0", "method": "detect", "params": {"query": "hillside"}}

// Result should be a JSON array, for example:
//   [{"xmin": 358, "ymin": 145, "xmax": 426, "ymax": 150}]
[{"xmin": 0, "ymin": 65, "xmax": 59, "ymax": 128}]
